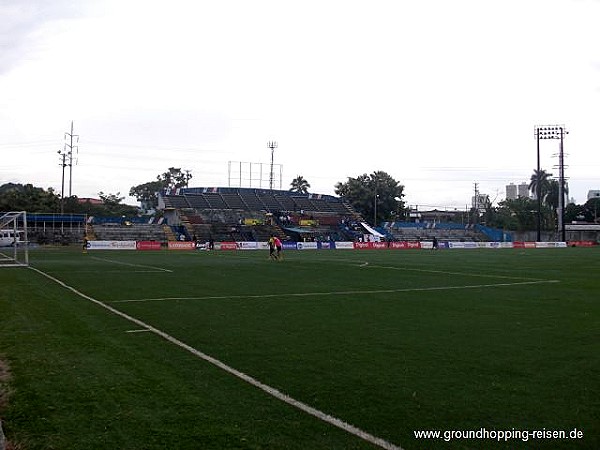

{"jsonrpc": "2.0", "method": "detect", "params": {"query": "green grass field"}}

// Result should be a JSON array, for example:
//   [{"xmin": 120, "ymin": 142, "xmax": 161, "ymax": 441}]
[{"xmin": 1, "ymin": 247, "xmax": 598, "ymax": 449}]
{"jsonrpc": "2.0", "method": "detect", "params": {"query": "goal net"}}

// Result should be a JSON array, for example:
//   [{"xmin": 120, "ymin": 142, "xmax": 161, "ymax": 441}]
[{"xmin": 0, "ymin": 211, "xmax": 29, "ymax": 267}]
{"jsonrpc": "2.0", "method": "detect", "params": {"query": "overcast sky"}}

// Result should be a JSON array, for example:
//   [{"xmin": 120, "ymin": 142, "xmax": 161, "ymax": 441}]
[{"xmin": 2, "ymin": 0, "xmax": 599, "ymax": 209}]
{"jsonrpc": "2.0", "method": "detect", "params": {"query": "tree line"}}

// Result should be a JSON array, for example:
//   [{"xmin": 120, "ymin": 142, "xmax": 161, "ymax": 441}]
[{"xmin": 2, "ymin": 168, "xmax": 598, "ymax": 232}]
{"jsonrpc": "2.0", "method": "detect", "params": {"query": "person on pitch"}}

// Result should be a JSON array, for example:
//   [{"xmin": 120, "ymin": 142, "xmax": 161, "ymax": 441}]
[
  {"xmin": 274, "ymin": 235, "xmax": 283, "ymax": 260},
  {"xmin": 268, "ymin": 235, "xmax": 277, "ymax": 260}
]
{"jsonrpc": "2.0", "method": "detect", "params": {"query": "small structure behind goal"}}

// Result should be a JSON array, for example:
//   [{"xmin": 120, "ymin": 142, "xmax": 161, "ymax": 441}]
[{"xmin": 0, "ymin": 211, "xmax": 29, "ymax": 267}]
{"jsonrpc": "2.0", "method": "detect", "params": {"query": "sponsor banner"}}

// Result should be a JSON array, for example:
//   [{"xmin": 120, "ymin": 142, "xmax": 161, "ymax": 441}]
[
  {"xmin": 524, "ymin": 242, "xmax": 536, "ymax": 249},
  {"xmin": 390, "ymin": 241, "xmax": 421, "ymax": 249},
  {"xmin": 353, "ymin": 241, "xmax": 391, "ymax": 250},
  {"xmin": 317, "ymin": 241, "xmax": 332, "ymax": 249},
  {"xmin": 334, "ymin": 241, "xmax": 355, "ymax": 250},
  {"xmin": 567, "ymin": 240, "xmax": 596, "ymax": 247},
  {"xmin": 236, "ymin": 241, "xmax": 258, "ymax": 250},
  {"xmin": 137, "ymin": 241, "xmax": 161, "ymax": 250},
  {"xmin": 87, "ymin": 240, "xmax": 137, "ymax": 250},
  {"xmin": 513, "ymin": 241, "xmax": 525, "ymax": 249},
  {"xmin": 167, "ymin": 241, "xmax": 196, "ymax": 250},
  {"xmin": 535, "ymin": 242, "xmax": 567, "ymax": 248},
  {"xmin": 283, "ymin": 242, "xmax": 298, "ymax": 250},
  {"xmin": 448, "ymin": 242, "xmax": 478, "ymax": 249},
  {"xmin": 220, "ymin": 242, "xmax": 237, "ymax": 250},
  {"xmin": 296, "ymin": 242, "xmax": 318, "ymax": 250}
]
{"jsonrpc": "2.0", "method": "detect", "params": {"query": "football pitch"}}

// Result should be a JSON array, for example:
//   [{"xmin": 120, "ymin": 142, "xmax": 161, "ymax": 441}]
[{"xmin": 0, "ymin": 247, "xmax": 598, "ymax": 449}]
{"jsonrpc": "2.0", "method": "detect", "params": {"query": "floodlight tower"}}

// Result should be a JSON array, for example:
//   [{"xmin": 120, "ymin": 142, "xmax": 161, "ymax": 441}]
[
  {"xmin": 534, "ymin": 125, "xmax": 568, "ymax": 241},
  {"xmin": 267, "ymin": 141, "xmax": 278, "ymax": 191}
]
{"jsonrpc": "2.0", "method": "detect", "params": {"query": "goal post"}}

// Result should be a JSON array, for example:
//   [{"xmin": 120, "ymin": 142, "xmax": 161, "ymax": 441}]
[{"xmin": 0, "ymin": 211, "xmax": 29, "ymax": 267}]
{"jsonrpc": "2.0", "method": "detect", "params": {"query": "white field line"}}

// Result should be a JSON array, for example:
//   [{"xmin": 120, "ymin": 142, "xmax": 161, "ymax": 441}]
[
  {"xmin": 111, "ymin": 279, "xmax": 560, "ymax": 304},
  {"xmin": 27, "ymin": 265, "xmax": 402, "ymax": 450},
  {"xmin": 367, "ymin": 264, "xmax": 545, "ymax": 281},
  {"xmin": 313, "ymin": 257, "xmax": 548, "ymax": 282},
  {"xmin": 89, "ymin": 256, "xmax": 173, "ymax": 273}
]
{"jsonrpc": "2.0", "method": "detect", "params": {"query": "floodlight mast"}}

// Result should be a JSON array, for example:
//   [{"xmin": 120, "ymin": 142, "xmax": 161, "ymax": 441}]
[
  {"xmin": 267, "ymin": 141, "xmax": 278, "ymax": 191},
  {"xmin": 534, "ymin": 125, "xmax": 568, "ymax": 242}
]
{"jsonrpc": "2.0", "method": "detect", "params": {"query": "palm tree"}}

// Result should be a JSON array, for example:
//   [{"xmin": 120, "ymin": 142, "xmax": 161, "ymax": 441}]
[
  {"xmin": 528, "ymin": 169, "xmax": 552, "ymax": 200},
  {"xmin": 289, "ymin": 175, "xmax": 310, "ymax": 194}
]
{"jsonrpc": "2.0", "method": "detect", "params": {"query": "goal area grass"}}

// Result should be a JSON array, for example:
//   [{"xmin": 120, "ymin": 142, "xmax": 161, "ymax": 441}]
[{"xmin": 0, "ymin": 246, "xmax": 598, "ymax": 449}]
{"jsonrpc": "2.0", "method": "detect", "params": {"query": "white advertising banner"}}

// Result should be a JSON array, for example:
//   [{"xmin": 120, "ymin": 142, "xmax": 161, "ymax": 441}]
[
  {"xmin": 535, "ymin": 242, "xmax": 567, "ymax": 248},
  {"xmin": 87, "ymin": 240, "xmax": 137, "ymax": 250},
  {"xmin": 296, "ymin": 242, "xmax": 318, "ymax": 250},
  {"xmin": 334, "ymin": 241, "xmax": 355, "ymax": 250},
  {"xmin": 236, "ymin": 241, "xmax": 259, "ymax": 250}
]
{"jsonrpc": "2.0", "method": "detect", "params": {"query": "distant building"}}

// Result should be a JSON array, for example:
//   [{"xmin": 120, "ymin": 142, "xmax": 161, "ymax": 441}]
[
  {"xmin": 518, "ymin": 183, "xmax": 530, "ymax": 199},
  {"xmin": 506, "ymin": 182, "xmax": 530, "ymax": 200},
  {"xmin": 506, "ymin": 183, "xmax": 517, "ymax": 200},
  {"xmin": 587, "ymin": 190, "xmax": 600, "ymax": 200}
]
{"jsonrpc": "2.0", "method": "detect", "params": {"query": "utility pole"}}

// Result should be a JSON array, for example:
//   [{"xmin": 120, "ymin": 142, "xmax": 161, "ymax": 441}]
[
  {"xmin": 473, "ymin": 183, "xmax": 479, "ymax": 224},
  {"xmin": 267, "ymin": 141, "xmax": 278, "ymax": 191},
  {"xmin": 64, "ymin": 121, "xmax": 79, "ymax": 197},
  {"xmin": 58, "ymin": 150, "xmax": 68, "ymax": 214}
]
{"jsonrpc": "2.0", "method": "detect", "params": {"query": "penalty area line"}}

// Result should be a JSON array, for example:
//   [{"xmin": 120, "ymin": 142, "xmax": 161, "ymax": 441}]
[{"xmin": 27, "ymin": 265, "xmax": 402, "ymax": 450}]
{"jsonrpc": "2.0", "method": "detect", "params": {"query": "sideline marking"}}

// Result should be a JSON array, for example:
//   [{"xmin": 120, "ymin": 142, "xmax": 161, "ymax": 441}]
[
  {"xmin": 27, "ymin": 265, "xmax": 402, "ymax": 450},
  {"xmin": 111, "ymin": 279, "xmax": 560, "ymax": 303},
  {"xmin": 90, "ymin": 256, "xmax": 173, "ymax": 273},
  {"xmin": 125, "ymin": 329, "xmax": 151, "ymax": 333}
]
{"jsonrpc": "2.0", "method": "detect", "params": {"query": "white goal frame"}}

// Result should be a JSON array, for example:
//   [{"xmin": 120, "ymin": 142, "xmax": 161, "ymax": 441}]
[{"xmin": 0, "ymin": 211, "xmax": 29, "ymax": 267}]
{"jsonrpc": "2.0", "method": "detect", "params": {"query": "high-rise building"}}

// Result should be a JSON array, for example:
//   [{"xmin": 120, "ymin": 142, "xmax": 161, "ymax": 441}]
[
  {"xmin": 506, "ymin": 183, "xmax": 517, "ymax": 200},
  {"xmin": 506, "ymin": 182, "xmax": 530, "ymax": 200},
  {"xmin": 518, "ymin": 183, "xmax": 530, "ymax": 199}
]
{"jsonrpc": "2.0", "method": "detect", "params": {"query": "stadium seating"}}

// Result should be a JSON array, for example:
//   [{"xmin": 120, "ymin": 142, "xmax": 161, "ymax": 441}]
[
  {"xmin": 92, "ymin": 223, "xmax": 167, "ymax": 242},
  {"xmin": 157, "ymin": 187, "xmax": 361, "ymax": 243}
]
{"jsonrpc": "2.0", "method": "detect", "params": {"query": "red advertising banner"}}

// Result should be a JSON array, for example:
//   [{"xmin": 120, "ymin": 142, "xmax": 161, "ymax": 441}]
[
  {"xmin": 167, "ymin": 241, "xmax": 196, "ymax": 250},
  {"xmin": 567, "ymin": 241, "xmax": 596, "ymax": 247},
  {"xmin": 390, "ymin": 241, "xmax": 422, "ymax": 249},
  {"xmin": 137, "ymin": 241, "xmax": 161, "ymax": 250},
  {"xmin": 220, "ymin": 242, "xmax": 237, "ymax": 250},
  {"xmin": 353, "ymin": 242, "xmax": 372, "ymax": 249},
  {"xmin": 512, "ymin": 242, "xmax": 525, "ymax": 249}
]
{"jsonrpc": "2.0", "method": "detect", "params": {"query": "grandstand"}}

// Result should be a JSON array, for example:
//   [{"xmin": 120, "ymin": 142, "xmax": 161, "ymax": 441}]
[
  {"xmin": 159, "ymin": 187, "xmax": 362, "ymax": 243},
  {"xmin": 92, "ymin": 223, "xmax": 168, "ymax": 242}
]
